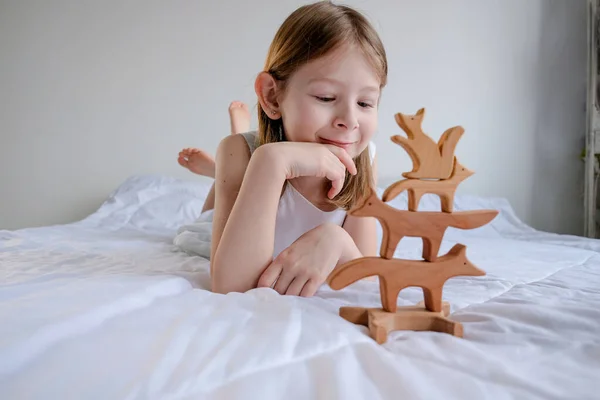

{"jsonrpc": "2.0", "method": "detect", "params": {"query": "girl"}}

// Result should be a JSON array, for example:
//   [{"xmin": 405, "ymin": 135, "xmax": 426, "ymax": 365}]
[{"xmin": 180, "ymin": 1, "xmax": 387, "ymax": 297}]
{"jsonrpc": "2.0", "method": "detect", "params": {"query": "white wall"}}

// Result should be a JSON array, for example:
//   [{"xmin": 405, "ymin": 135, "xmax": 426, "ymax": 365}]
[{"xmin": 0, "ymin": 0, "xmax": 587, "ymax": 235}]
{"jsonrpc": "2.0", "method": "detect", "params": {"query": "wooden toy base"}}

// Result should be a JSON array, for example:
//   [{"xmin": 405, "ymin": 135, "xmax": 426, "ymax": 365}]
[{"xmin": 340, "ymin": 302, "xmax": 462, "ymax": 344}]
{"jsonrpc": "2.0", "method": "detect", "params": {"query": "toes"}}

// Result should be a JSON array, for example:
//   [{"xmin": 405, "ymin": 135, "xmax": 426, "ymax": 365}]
[
  {"xmin": 177, "ymin": 156, "xmax": 188, "ymax": 167},
  {"xmin": 229, "ymin": 100, "xmax": 248, "ymax": 110}
]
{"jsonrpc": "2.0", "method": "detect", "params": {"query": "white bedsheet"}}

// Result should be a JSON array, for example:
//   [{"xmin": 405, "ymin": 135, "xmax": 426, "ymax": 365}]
[{"xmin": 1, "ymin": 174, "xmax": 599, "ymax": 399}]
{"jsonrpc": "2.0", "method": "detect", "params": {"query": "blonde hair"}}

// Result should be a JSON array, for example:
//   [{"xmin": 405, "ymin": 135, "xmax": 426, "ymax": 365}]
[{"xmin": 257, "ymin": 1, "xmax": 388, "ymax": 210}]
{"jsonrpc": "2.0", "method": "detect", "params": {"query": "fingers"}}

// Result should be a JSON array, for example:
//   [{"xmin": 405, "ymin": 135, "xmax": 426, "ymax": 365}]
[
  {"xmin": 328, "ymin": 176, "xmax": 344, "ymax": 199},
  {"xmin": 285, "ymin": 276, "xmax": 309, "ymax": 296},
  {"xmin": 299, "ymin": 279, "xmax": 319, "ymax": 297},
  {"xmin": 273, "ymin": 268, "xmax": 295, "ymax": 295},
  {"xmin": 325, "ymin": 145, "xmax": 357, "ymax": 176},
  {"xmin": 325, "ymin": 156, "xmax": 347, "ymax": 199},
  {"xmin": 320, "ymin": 145, "xmax": 356, "ymax": 199},
  {"xmin": 257, "ymin": 261, "xmax": 283, "ymax": 289},
  {"xmin": 259, "ymin": 258, "xmax": 316, "ymax": 297}
]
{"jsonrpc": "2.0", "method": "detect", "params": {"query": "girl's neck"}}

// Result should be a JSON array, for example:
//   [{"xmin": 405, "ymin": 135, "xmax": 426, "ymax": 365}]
[{"xmin": 288, "ymin": 176, "xmax": 337, "ymax": 212}]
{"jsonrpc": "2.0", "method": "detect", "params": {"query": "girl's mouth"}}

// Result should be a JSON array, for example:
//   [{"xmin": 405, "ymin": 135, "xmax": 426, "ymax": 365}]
[{"xmin": 318, "ymin": 138, "xmax": 355, "ymax": 149}]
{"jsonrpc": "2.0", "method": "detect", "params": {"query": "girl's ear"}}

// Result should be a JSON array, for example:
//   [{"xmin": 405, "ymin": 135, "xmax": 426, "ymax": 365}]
[{"xmin": 255, "ymin": 72, "xmax": 281, "ymax": 120}]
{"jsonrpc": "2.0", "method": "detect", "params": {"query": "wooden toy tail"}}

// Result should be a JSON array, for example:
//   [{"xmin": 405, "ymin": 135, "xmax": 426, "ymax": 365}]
[
  {"xmin": 328, "ymin": 257, "xmax": 383, "ymax": 290},
  {"xmin": 449, "ymin": 210, "xmax": 498, "ymax": 229},
  {"xmin": 438, "ymin": 126, "xmax": 465, "ymax": 160}
]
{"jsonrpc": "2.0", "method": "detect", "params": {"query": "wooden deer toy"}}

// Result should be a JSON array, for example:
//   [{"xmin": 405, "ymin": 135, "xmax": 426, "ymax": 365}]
[
  {"xmin": 391, "ymin": 108, "xmax": 465, "ymax": 180},
  {"xmin": 381, "ymin": 157, "xmax": 474, "ymax": 212},
  {"xmin": 351, "ymin": 187, "xmax": 498, "ymax": 260},
  {"xmin": 328, "ymin": 244, "xmax": 485, "ymax": 313}
]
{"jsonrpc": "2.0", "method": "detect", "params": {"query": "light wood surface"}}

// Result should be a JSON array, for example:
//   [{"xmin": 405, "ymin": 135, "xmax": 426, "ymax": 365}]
[{"xmin": 339, "ymin": 304, "xmax": 462, "ymax": 344}]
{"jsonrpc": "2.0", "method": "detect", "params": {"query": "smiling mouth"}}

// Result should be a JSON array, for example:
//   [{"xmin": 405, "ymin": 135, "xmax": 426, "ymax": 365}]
[{"xmin": 319, "ymin": 138, "xmax": 355, "ymax": 149}]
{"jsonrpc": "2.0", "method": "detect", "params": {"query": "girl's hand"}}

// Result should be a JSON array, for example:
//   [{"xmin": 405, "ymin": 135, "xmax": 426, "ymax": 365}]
[
  {"xmin": 257, "ymin": 223, "xmax": 358, "ymax": 297},
  {"xmin": 258, "ymin": 142, "xmax": 357, "ymax": 199}
]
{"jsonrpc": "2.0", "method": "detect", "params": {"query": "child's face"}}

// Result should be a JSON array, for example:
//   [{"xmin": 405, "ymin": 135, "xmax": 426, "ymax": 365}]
[{"xmin": 278, "ymin": 44, "xmax": 380, "ymax": 158}]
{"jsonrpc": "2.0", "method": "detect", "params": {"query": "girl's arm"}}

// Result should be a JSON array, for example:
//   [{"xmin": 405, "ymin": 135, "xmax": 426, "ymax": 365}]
[
  {"xmin": 209, "ymin": 135, "xmax": 252, "ymax": 276},
  {"xmin": 212, "ymin": 138, "xmax": 356, "ymax": 294},
  {"xmin": 341, "ymin": 154, "xmax": 379, "ymax": 257},
  {"xmin": 256, "ymin": 156, "xmax": 378, "ymax": 296},
  {"xmin": 210, "ymin": 136, "xmax": 286, "ymax": 294}
]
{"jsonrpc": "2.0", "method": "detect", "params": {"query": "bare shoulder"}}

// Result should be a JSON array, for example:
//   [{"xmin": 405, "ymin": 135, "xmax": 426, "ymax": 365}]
[{"xmin": 215, "ymin": 134, "xmax": 253, "ymax": 187}]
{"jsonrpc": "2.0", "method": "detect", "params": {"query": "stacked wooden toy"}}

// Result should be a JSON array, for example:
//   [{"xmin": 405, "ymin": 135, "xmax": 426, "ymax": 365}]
[{"xmin": 328, "ymin": 108, "xmax": 499, "ymax": 344}]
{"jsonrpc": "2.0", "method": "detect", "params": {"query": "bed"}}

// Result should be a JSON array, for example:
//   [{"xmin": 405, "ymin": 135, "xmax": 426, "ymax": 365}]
[{"xmin": 1, "ymin": 174, "xmax": 599, "ymax": 399}]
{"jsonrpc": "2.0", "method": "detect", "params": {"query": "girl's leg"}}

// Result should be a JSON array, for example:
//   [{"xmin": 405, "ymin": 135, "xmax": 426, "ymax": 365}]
[
  {"xmin": 202, "ymin": 184, "xmax": 216, "ymax": 213},
  {"xmin": 178, "ymin": 101, "xmax": 251, "ymax": 177},
  {"xmin": 178, "ymin": 148, "xmax": 216, "ymax": 177},
  {"xmin": 228, "ymin": 101, "xmax": 250, "ymax": 135}
]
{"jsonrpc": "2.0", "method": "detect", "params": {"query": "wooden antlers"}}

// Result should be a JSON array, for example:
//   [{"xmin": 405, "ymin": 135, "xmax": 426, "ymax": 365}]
[{"xmin": 327, "ymin": 108, "xmax": 497, "ymax": 343}]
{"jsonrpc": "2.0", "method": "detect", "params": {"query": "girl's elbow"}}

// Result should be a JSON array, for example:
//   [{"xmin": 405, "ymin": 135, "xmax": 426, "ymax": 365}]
[
  {"xmin": 210, "ymin": 261, "xmax": 255, "ymax": 295},
  {"xmin": 211, "ymin": 275, "xmax": 237, "ymax": 295},
  {"xmin": 210, "ymin": 261, "xmax": 232, "ymax": 294}
]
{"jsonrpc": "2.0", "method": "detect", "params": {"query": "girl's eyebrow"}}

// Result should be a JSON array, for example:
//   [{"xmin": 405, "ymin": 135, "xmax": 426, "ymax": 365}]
[{"xmin": 307, "ymin": 77, "xmax": 379, "ymax": 93}]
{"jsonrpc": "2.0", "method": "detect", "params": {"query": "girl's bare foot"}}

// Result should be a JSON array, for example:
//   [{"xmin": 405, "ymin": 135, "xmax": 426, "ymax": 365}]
[
  {"xmin": 229, "ymin": 101, "xmax": 251, "ymax": 135},
  {"xmin": 178, "ymin": 147, "xmax": 215, "ymax": 177}
]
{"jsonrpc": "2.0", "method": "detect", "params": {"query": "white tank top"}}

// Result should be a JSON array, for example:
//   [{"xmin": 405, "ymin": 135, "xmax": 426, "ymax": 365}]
[{"xmin": 240, "ymin": 132, "xmax": 375, "ymax": 259}]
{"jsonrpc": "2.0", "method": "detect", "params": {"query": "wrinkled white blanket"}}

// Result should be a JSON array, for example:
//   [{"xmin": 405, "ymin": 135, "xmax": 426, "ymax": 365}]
[
  {"xmin": 1, "ymin": 174, "xmax": 599, "ymax": 399},
  {"xmin": 174, "ymin": 209, "xmax": 214, "ymax": 259}
]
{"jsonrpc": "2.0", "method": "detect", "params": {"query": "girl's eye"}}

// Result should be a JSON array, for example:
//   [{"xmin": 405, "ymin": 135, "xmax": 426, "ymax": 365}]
[
  {"xmin": 315, "ymin": 96, "xmax": 335, "ymax": 102},
  {"xmin": 358, "ymin": 101, "xmax": 374, "ymax": 108}
]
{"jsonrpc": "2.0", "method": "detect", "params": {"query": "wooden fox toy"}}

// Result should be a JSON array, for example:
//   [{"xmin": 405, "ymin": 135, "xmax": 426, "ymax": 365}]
[
  {"xmin": 392, "ymin": 108, "xmax": 464, "ymax": 180},
  {"xmin": 381, "ymin": 158, "xmax": 474, "ymax": 212},
  {"xmin": 328, "ymin": 244, "xmax": 485, "ymax": 313},
  {"xmin": 352, "ymin": 188, "xmax": 498, "ymax": 260}
]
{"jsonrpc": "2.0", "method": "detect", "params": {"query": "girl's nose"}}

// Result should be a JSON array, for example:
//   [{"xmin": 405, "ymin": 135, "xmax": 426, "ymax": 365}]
[{"xmin": 334, "ymin": 105, "xmax": 359, "ymax": 131}]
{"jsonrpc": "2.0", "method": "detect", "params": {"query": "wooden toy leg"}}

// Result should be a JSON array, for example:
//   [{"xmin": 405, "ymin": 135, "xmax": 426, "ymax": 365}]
[
  {"xmin": 379, "ymin": 277, "xmax": 401, "ymax": 313},
  {"xmin": 408, "ymin": 189, "xmax": 424, "ymax": 211},
  {"xmin": 422, "ymin": 237, "xmax": 442, "ymax": 261},
  {"xmin": 440, "ymin": 192, "xmax": 455, "ymax": 213},
  {"xmin": 381, "ymin": 229, "xmax": 403, "ymax": 260},
  {"xmin": 422, "ymin": 286, "xmax": 443, "ymax": 312}
]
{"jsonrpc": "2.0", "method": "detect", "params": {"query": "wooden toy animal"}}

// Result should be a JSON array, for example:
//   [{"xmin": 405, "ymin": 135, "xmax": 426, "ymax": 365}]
[
  {"xmin": 327, "ymin": 109, "xmax": 496, "ymax": 343},
  {"xmin": 328, "ymin": 244, "xmax": 485, "ymax": 313},
  {"xmin": 351, "ymin": 188, "xmax": 498, "ymax": 260},
  {"xmin": 381, "ymin": 158, "xmax": 474, "ymax": 212},
  {"xmin": 391, "ymin": 108, "xmax": 464, "ymax": 180}
]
